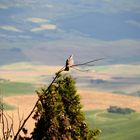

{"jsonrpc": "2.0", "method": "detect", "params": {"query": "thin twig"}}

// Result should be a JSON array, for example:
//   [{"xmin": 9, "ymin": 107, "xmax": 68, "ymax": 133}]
[
  {"xmin": 71, "ymin": 58, "xmax": 104, "ymax": 67},
  {"xmin": 13, "ymin": 99, "xmax": 39, "ymax": 140},
  {"xmin": 17, "ymin": 107, "xmax": 24, "ymax": 130},
  {"xmin": 11, "ymin": 113, "xmax": 15, "ymax": 137},
  {"xmin": 5, "ymin": 112, "xmax": 14, "ymax": 139},
  {"xmin": 71, "ymin": 58, "xmax": 104, "ymax": 72},
  {"xmin": 1, "ymin": 104, "xmax": 6, "ymax": 140},
  {"xmin": 3, "ymin": 113, "xmax": 9, "ymax": 140}
]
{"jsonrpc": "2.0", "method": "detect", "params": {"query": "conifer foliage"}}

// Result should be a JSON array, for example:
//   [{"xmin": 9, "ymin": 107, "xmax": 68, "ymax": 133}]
[{"xmin": 31, "ymin": 74, "xmax": 100, "ymax": 140}]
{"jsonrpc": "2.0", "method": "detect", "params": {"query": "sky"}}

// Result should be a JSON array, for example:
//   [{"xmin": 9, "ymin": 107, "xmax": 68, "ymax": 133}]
[{"xmin": 0, "ymin": 0, "xmax": 140, "ymax": 65}]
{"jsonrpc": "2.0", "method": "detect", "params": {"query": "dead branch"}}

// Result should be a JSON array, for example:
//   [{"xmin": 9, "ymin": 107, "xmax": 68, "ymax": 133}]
[
  {"xmin": 17, "ymin": 107, "xmax": 24, "ymax": 130},
  {"xmin": 13, "ymin": 57, "xmax": 104, "ymax": 140},
  {"xmin": 5, "ymin": 112, "xmax": 14, "ymax": 139},
  {"xmin": 71, "ymin": 58, "xmax": 104, "ymax": 67},
  {"xmin": 1, "ymin": 104, "xmax": 6, "ymax": 140},
  {"xmin": 14, "ymin": 67, "xmax": 64, "ymax": 140},
  {"xmin": 3, "ymin": 113, "xmax": 9, "ymax": 140}
]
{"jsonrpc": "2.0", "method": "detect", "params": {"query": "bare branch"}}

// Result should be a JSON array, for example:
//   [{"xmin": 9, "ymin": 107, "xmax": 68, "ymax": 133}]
[
  {"xmin": 5, "ymin": 112, "xmax": 15, "ymax": 139},
  {"xmin": 1, "ymin": 104, "xmax": 6, "ymax": 140},
  {"xmin": 17, "ymin": 107, "xmax": 24, "ymax": 130},
  {"xmin": 14, "ymin": 66, "xmax": 65, "ymax": 139},
  {"xmin": 3, "ymin": 113, "xmax": 10, "ymax": 140},
  {"xmin": 13, "ymin": 57, "xmax": 104, "ymax": 140},
  {"xmin": 71, "ymin": 58, "xmax": 104, "ymax": 67}
]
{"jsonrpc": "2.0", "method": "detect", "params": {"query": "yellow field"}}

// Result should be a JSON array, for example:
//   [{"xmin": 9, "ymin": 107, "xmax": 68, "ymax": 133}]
[
  {"xmin": 78, "ymin": 89, "xmax": 140, "ymax": 112},
  {"xmin": 0, "ymin": 62, "xmax": 62, "ymax": 83},
  {"xmin": 2, "ymin": 88, "xmax": 140, "ymax": 137},
  {"xmin": 1, "ymin": 62, "xmax": 140, "ymax": 136}
]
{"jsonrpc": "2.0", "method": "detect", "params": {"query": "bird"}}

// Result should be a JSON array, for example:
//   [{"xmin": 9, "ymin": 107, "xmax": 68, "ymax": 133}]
[{"xmin": 64, "ymin": 54, "xmax": 74, "ymax": 71}]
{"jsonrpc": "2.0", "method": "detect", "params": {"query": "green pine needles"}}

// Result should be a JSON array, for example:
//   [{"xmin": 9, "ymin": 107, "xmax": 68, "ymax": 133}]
[{"xmin": 31, "ymin": 74, "xmax": 100, "ymax": 140}]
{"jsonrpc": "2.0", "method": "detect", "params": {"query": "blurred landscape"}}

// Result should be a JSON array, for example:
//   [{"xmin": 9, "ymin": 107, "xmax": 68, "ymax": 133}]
[
  {"xmin": 0, "ymin": 0, "xmax": 140, "ymax": 139},
  {"xmin": 1, "ymin": 62, "xmax": 140, "ymax": 139}
]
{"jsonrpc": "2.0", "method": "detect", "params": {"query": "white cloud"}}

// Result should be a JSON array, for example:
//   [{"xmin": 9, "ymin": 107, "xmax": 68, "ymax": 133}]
[
  {"xmin": 27, "ymin": 17, "xmax": 49, "ymax": 23},
  {"xmin": 31, "ymin": 24, "xmax": 57, "ymax": 32},
  {"xmin": 126, "ymin": 20, "xmax": 140, "ymax": 28},
  {"xmin": 0, "ymin": 25, "xmax": 23, "ymax": 32}
]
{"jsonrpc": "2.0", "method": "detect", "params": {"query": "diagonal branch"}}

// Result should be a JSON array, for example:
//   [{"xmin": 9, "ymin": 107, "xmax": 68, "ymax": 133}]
[
  {"xmin": 1, "ymin": 105, "xmax": 6, "ymax": 140},
  {"xmin": 5, "ymin": 112, "xmax": 15, "ymax": 139},
  {"xmin": 71, "ymin": 58, "xmax": 104, "ymax": 67},
  {"xmin": 14, "ymin": 66, "xmax": 65, "ymax": 140},
  {"xmin": 14, "ymin": 57, "xmax": 104, "ymax": 140}
]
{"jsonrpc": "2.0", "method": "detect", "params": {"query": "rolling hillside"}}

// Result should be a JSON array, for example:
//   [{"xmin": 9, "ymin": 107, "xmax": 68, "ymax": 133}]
[{"xmin": 85, "ymin": 110, "xmax": 140, "ymax": 140}]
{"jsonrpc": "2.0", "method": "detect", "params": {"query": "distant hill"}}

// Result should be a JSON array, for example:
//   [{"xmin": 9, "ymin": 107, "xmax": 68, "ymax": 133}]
[
  {"xmin": 0, "ymin": 48, "xmax": 28, "ymax": 65},
  {"xmin": 85, "ymin": 110, "xmax": 140, "ymax": 140}
]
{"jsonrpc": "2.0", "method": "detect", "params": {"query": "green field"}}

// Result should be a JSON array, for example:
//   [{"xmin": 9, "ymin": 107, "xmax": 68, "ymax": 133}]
[
  {"xmin": 0, "ymin": 81, "xmax": 35, "ymax": 96},
  {"xmin": 85, "ymin": 110, "xmax": 140, "ymax": 140}
]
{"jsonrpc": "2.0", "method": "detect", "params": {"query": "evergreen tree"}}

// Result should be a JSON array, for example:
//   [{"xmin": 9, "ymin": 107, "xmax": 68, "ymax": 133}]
[
  {"xmin": 31, "ymin": 83, "xmax": 71, "ymax": 140},
  {"xmin": 31, "ymin": 74, "xmax": 100, "ymax": 140},
  {"xmin": 56, "ymin": 74, "xmax": 89, "ymax": 140}
]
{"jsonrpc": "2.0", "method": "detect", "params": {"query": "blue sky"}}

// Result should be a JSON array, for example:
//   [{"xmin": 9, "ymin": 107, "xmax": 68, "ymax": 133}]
[{"xmin": 0, "ymin": 0, "xmax": 140, "ymax": 65}]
